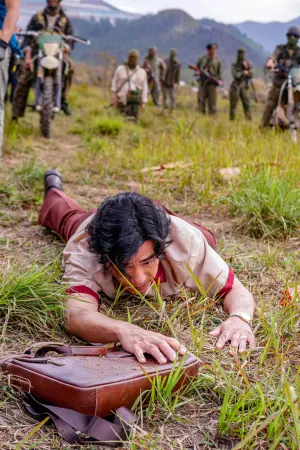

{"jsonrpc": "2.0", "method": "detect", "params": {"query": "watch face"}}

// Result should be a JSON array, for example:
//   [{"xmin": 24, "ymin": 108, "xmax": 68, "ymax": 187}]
[{"xmin": 239, "ymin": 312, "xmax": 251, "ymax": 321}]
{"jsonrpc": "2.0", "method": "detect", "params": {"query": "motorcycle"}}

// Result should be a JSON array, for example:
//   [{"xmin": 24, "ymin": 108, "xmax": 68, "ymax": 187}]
[
  {"xmin": 272, "ymin": 64, "xmax": 300, "ymax": 142},
  {"xmin": 17, "ymin": 29, "xmax": 90, "ymax": 138}
]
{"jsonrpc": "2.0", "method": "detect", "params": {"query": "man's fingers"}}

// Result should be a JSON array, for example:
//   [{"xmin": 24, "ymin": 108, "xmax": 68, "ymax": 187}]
[
  {"xmin": 209, "ymin": 325, "xmax": 222, "ymax": 337},
  {"xmin": 165, "ymin": 337, "xmax": 187, "ymax": 355},
  {"xmin": 230, "ymin": 331, "xmax": 241, "ymax": 349},
  {"xmin": 238, "ymin": 335, "xmax": 248, "ymax": 353},
  {"xmin": 216, "ymin": 330, "xmax": 231, "ymax": 349},
  {"xmin": 146, "ymin": 344, "xmax": 167, "ymax": 364},
  {"xmin": 133, "ymin": 346, "xmax": 146, "ymax": 364},
  {"xmin": 157, "ymin": 340, "xmax": 177, "ymax": 362}
]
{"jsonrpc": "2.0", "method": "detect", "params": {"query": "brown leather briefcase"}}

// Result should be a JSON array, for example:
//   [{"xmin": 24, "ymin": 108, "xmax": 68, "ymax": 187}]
[{"xmin": 1, "ymin": 342, "xmax": 200, "ymax": 418}]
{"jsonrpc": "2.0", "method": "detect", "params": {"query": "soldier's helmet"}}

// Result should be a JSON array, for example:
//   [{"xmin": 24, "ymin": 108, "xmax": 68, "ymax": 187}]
[{"xmin": 287, "ymin": 26, "xmax": 300, "ymax": 38}]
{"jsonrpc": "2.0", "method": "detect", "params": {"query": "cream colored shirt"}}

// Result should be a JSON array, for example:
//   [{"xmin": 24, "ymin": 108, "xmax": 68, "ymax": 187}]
[
  {"xmin": 111, "ymin": 64, "xmax": 148, "ymax": 105},
  {"xmin": 63, "ymin": 215, "xmax": 234, "ymax": 301}
]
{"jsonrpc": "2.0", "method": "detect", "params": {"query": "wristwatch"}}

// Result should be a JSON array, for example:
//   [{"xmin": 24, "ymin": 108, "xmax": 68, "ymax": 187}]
[{"xmin": 229, "ymin": 312, "xmax": 252, "ymax": 326}]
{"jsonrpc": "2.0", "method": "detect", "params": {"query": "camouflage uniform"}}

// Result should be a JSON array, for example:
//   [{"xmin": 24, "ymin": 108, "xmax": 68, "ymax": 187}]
[
  {"xmin": 162, "ymin": 52, "xmax": 181, "ymax": 110},
  {"xmin": 229, "ymin": 51, "xmax": 253, "ymax": 120},
  {"xmin": 144, "ymin": 52, "xmax": 165, "ymax": 106},
  {"xmin": 197, "ymin": 55, "xmax": 222, "ymax": 115},
  {"xmin": 12, "ymin": 8, "xmax": 74, "ymax": 119},
  {"xmin": 260, "ymin": 44, "xmax": 300, "ymax": 128}
]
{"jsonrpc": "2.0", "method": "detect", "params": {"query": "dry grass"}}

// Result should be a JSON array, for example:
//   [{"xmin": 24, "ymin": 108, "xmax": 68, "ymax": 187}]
[{"xmin": 0, "ymin": 83, "xmax": 299, "ymax": 449}]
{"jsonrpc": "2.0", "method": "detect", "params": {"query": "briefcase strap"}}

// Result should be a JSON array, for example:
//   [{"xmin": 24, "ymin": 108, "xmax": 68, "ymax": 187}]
[
  {"xmin": 24, "ymin": 342, "xmax": 108, "ymax": 358},
  {"xmin": 25, "ymin": 395, "xmax": 135, "ymax": 447}
]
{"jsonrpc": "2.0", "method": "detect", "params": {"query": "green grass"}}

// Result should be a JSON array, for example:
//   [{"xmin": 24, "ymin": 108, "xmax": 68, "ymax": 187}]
[
  {"xmin": 1, "ymin": 83, "xmax": 300, "ymax": 449},
  {"xmin": 224, "ymin": 170, "xmax": 300, "ymax": 238},
  {"xmin": 0, "ymin": 262, "xmax": 66, "ymax": 333}
]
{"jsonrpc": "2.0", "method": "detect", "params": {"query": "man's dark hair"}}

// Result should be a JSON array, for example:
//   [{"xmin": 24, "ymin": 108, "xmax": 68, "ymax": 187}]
[
  {"xmin": 206, "ymin": 43, "xmax": 217, "ymax": 50},
  {"xmin": 87, "ymin": 192, "xmax": 172, "ymax": 272}
]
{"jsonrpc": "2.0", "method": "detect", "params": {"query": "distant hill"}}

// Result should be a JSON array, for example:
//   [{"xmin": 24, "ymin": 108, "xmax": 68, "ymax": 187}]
[
  {"xmin": 19, "ymin": 0, "xmax": 138, "ymax": 28},
  {"xmin": 236, "ymin": 17, "xmax": 300, "ymax": 53},
  {"xmin": 72, "ymin": 9, "xmax": 267, "ymax": 70}
]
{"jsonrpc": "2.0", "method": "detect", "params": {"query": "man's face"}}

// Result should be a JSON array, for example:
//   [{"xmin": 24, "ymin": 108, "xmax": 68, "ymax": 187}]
[
  {"xmin": 128, "ymin": 54, "xmax": 138, "ymax": 68},
  {"xmin": 46, "ymin": 0, "xmax": 60, "ymax": 13},
  {"xmin": 110, "ymin": 241, "xmax": 160, "ymax": 295},
  {"xmin": 208, "ymin": 46, "xmax": 217, "ymax": 58},
  {"xmin": 149, "ymin": 49, "xmax": 156, "ymax": 58}
]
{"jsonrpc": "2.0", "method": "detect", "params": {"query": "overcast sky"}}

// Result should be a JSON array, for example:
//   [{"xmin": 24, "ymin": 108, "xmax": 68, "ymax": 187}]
[{"xmin": 109, "ymin": 0, "xmax": 300, "ymax": 23}]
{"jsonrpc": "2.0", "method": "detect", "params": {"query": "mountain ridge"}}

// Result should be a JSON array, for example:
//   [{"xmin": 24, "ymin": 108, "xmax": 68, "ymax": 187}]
[
  {"xmin": 71, "ymin": 9, "xmax": 267, "ymax": 70},
  {"xmin": 237, "ymin": 16, "xmax": 300, "ymax": 52}
]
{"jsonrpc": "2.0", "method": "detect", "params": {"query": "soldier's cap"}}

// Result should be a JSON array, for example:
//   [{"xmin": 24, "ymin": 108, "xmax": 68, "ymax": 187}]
[
  {"xmin": 206, "ymin": 43, "xmax": 218, "ymax": 50},
  {"xmin": 238, "ymin": 48, "xmax": 245, "ymax": 53},
  {"xmin": 128, "ymin": 49, "xmax": 140, "ymax": 58},
  {"xmin": 287, "ymin": 26, "xmax": 300, "ymax": 38},
  {"xmin": 148, "ymin": 46, "xmax": 157, "ymax": 52},
  {"xmin": 170, "ymin": 48, "xmax": 177, "ymax": 55}
]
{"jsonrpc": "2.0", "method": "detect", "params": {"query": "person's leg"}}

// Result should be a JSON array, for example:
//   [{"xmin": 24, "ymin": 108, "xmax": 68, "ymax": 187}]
[
  {"xmin": 162, "ymin": 84, "xmax": 167, "ymax": 108},
  {"xmin": 151, "ymin": 81, "xmax": 160, "ymax": 106},
  {"xmin": 61, "ymin": 55, "xmax": 74, "ymax": 115},
  {"xmin": 260, "ymin": 84, "xmax": 281, "ymax": 128},
  {"xmin": 240, "ymin": 86, "xmax": 252, "ymax": 120},
  {"xmin": 12, "ymin": 62, "xmax": 33, "ymax": 119},
  {"xmin": 0, "ymin": 49, "xmax": 10, "ymax": 155},
  {"xmin": 208, "ymin": 85, "xmax": 217, "ymax": 115},
  {"xmin": 229, "ymin": 82, "xmax": 239, "ymax": 121},
  {"xmin": 198, "ymin": 85, "xmax": 206, "ymax": 114},
  {"xmin": 170, "ymin": 86, "xmax": 176, "ymax": 110},
  {"xmin": 39, "ymin": 189, "xmax": 96, "ymax": 242}
]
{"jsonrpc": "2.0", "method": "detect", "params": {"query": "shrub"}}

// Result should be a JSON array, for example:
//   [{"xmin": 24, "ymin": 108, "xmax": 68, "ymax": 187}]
[
  {"xmin": 224, "ymin": 171, "xmax": 300, "ymax": 239},
  {"xmin": 92, "ymin": 117, "xmax": 122, "ymax": 136},
  {"xmin": 0, "ymin": 262, "xmax": 66, "ymax": 330}
]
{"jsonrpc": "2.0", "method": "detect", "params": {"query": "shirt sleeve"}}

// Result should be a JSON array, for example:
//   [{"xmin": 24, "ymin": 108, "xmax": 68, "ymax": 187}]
[
  {"xmin": 185, "ymin": 229, "xmax": 235, "ymax": 298},
  {"xmin": 63, "ymin": 237, "xmax": 101, "ymax": 302}
]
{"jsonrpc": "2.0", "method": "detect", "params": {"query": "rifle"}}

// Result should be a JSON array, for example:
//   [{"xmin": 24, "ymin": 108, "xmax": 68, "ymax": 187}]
[
  {"xmin": 239, "ymin": 60, "xmax": 258, "ymax": 103},
  {"xmin": 188, "ymin": 64, "xmax": 222, "ymax": 86}
]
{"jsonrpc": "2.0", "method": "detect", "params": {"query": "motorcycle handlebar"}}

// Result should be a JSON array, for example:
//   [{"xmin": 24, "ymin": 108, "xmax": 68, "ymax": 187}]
[{"xmin": 16, "ymin": 30, "xmax": 91, "ymax": 45}]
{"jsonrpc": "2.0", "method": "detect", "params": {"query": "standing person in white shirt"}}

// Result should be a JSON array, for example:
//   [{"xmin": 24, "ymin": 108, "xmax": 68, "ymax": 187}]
[{"xmin": 111, "ymin": 49, "xmax": 148, "ymax": 120}]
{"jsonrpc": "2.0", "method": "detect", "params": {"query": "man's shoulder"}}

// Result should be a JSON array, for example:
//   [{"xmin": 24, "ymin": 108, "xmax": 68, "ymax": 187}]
[{"xmin": 166, "ymin": 215, "xmax": 204, "ymax": 263}]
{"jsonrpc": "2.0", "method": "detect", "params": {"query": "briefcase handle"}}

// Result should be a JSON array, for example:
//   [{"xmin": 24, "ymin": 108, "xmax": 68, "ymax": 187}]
[{"xmin": 24, "ymin": 342, "xmax": 108, "ymax": 358}]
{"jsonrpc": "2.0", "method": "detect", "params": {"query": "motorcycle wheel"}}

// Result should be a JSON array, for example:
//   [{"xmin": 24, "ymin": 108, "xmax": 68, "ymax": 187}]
[{"xmin": 40, "ymin": 76, "xmax": 54, "ymax": 139}]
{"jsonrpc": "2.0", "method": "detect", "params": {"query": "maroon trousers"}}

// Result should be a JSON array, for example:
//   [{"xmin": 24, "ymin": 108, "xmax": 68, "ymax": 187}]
[{"xmin": 39, "ymin": 189, "xmax": 217, "ymax": 249}]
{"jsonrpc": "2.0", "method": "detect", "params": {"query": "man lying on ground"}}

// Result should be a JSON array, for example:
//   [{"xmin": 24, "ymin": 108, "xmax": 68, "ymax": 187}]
[{"xmin": 39, "ymin": 170, "xmax": 255, "ymax": 364}]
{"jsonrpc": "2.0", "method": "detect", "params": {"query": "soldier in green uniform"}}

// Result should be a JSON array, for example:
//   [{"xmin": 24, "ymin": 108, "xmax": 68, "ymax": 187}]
[
  {"xmin": 197, "ymin": 43, "xmax": 222, "ymax": 115},
  {"xmin": 260, "ymin": 26, "xmax": 300, "ymax": 128},
  {"xmin": 162, "ymin": 49, "xmax": 181, "ymax": 111},
  {"xmin": 12, "ymin": 0, "xmax": 74, "ymax": 119},
  {"xmin": 144, "ymin": 47, "xmax": 165, "ymax": 106},
  {"xmin": 229, "ymin": 49, "xmax": 253, "ymax": 121}
]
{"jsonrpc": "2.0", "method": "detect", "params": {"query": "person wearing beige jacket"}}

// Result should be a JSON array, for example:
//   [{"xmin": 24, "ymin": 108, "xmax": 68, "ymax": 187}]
[
  {"xmin": 39, "ymin": 170, "xmax": 255, "ymax": 365},
  {"xmin": 111, "ymin": 49, "xmax": 148, "ymax": 119}
]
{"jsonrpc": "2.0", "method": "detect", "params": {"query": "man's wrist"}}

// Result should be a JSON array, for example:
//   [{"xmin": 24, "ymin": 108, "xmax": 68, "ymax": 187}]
[{"xmin": 228, "ymin": 312, "xmax": 252, "ymax": 326}]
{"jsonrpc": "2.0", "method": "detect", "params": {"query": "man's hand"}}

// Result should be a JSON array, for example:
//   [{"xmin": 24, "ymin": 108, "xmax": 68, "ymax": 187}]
[
  {"xmin": 141, "ymin": 103, "xmax": 146, "ymax": 110},
  {"xmin": 111, "ymin": 92, "xmax": 118, "ymax": 106},
  {"xmin": 210, "ymin": 316, "xmax": 255, "ymax": 354},
  {"xmin": 116, "ymin": 322, "xmax": 186, "ymax": 364},
  {"xmin": 266, "ymin": 58, "xmax": 275, "ymax": 71}
]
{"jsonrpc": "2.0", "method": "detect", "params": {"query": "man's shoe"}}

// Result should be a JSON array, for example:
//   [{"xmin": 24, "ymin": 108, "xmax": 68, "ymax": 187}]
[
  {"xmin": 61, "ymin": 101, "xmax": 72, "ymax": 116},
  {"xmin": 44, "ymin": 170, "xmax": 63, "ymax": 196}
]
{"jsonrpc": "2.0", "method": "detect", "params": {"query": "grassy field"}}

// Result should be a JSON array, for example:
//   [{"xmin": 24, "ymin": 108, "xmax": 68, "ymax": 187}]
[{"xmin": 0, "ymin": 83, "xmax": 300, "ymax": 449}]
